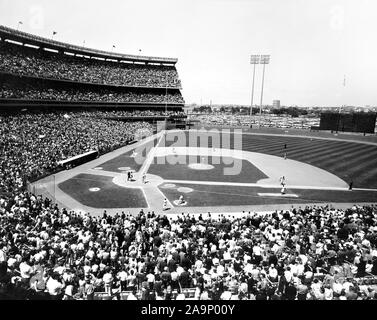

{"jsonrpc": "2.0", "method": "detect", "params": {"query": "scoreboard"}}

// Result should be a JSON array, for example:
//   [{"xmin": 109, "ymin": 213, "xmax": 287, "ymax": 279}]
[{"xmin": 319, "ymin": 112, "xmax": 376, "ymax": 134}]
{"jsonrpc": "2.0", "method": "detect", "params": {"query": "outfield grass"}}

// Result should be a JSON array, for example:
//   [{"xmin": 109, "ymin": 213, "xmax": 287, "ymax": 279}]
[
  {"xmin": 162, "ymin": 131, "xmax": 377, "ymax": 189},
  {"xmin": 196, "ymin": 126, "xmax": 377, "ymax": 144}
]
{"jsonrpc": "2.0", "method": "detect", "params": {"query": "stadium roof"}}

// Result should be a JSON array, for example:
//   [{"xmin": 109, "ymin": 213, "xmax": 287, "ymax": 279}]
[{"xmin": 0, "ymin": 25, "xmax": 178, "ymax": 65}]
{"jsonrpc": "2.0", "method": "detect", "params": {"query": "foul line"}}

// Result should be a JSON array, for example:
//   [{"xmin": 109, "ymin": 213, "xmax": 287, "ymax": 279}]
[
  {"xmin": 156, "ymin": 187, "xmax": 174, "ymax": 209},
  {"xmin": 353, "ymin": 188, "xmax": 377, "ymax": 192},
  {"xmin": 139, "ymin": 131, "xmax": 165, "ymax": 177},
  {"xmin": 162, "ymin": 179, "xmax": 356, "ymax": 192}
]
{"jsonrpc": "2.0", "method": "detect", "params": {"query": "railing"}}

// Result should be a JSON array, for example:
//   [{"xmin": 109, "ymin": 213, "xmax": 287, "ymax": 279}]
[
  {"xmin": 57, "ymin": 150, "xmax": 98, "ymax": 168},
  {"xmin": 93, "ymin": 288, "xmax": 197, "ymax": 300},
  {"xmin": 0, "ymin": 98, "xmax": 185, "ymax": 108},
  {"xmin": 87, "ymin": 274, "xmax": 377, "ymax": 301},
  {"xmin": 26, "ymin": 140, "xmax": 132, "ymax": 186}
]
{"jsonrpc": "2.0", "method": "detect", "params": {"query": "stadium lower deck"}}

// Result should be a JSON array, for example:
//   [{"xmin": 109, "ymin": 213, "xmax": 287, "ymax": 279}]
[{"xmin": 31, "ymin": 129, "xmax": 377, "ymax": 216}]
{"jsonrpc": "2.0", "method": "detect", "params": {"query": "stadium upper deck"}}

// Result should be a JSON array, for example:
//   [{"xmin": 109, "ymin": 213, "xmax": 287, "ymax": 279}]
[
  {"xmin": 0, "ymin": 25, "xmax": 178, "ymax": 65},
  {"xmin": 0, "ymin": 25, "xmax": 185, "ymax": 108}
]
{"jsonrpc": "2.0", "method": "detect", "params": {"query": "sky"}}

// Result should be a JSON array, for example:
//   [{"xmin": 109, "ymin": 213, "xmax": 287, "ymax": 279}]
[{"xmin": 0, "ymin": 0, "xmax": 376, "ymax": 107}]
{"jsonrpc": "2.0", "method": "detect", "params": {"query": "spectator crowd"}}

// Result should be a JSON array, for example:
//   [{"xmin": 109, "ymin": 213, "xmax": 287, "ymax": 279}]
[
  {"xmin": 0, "ymin": 111, "xmax": 153, "ymax": 194},
  {"xmin": 0, "ymin": 83, "xmax": 185, "ymax": 104},
  {"xmin": 0, "ymin": 42, "xmax": 182, "ymax": 88},
  {"xmin": 97, "ymin": 110, "xmax": 186, "ymax": 118},
  {"xmin": 1, "ymin": 192, "xmax": 377, "ymax": 300}
]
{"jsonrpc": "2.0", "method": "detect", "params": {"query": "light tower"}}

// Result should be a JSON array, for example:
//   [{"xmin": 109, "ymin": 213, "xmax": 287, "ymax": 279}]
[
  {"xmin": 259, "ymin": 55, "xmax": 270, "ymax": 128},
  {"xmin": 249, "ymin": 55, "xmax": 260, "ymax": 127}
]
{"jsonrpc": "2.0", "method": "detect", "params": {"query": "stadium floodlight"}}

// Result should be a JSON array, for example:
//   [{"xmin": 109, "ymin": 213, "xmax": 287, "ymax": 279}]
[
  {"xmin": 17, "ymin": 21, "xmax": 23, "ymax": 31},
  {"xmin": 249, "ymin": 55, "xmax": 260, "ymax": 127},
  {"xmin": 259, "ymin": 55, "xmax": 270, "ymax": 128},
  {"xmin": 250, "ymin": 55, "xmax": 260, "ymax": 65},
  {"xmin": 260, "ymin": 55, "xmax": 270, "ymax": 64}
]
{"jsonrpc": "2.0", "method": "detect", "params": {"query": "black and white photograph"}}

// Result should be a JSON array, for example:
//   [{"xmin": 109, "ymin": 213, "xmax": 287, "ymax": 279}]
[{"xmin": 0, "ymin": 0, "xmax": 377, "ymax": 313}]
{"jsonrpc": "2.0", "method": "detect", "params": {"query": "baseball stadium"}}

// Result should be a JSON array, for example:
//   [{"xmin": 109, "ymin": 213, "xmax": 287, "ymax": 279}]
[
  {"xmin": 1, "ymin": 18, "xmax": 377, "ymax": 302},
  {"xmin": 5, "ymin": 22, "xmax": 373, "ymax": 216}
]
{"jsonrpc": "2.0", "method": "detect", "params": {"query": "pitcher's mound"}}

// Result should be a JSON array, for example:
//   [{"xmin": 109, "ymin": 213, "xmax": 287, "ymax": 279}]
[{"xmin": 177, "ymin": 187, "xmax": 194, "ymax": 193}]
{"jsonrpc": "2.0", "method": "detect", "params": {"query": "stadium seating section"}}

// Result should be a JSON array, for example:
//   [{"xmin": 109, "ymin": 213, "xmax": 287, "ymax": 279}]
[
  {"xmin": 0, "ymin": 81, "xmax": 185, "ymax": 104},
  {"xmin": 0, "ymin": 111, "xmax": 154, "ymax": 194},
  {"xmin": 1, "ymin": 194, "xmax": 377, "ymax": 300},
  {"xmin": 0, "ymin": 40, "xmax": 184, "ymax": 105},
  {"xmin": 0, "ymin": 42, "xmax": 182, "ymax": 88}
]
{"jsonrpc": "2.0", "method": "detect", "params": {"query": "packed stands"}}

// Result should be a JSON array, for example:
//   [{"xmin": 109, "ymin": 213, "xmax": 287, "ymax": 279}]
[
  {"xmin": 94, "ymin": 110, "xmax": 186, "ymax": 118},
  {"xmin": 0, "ymin": 42, "xmax": 181, "ymax": 88},
  {"xmin": 0, "ymin": 82, "xmax": 185, "ymax": 104},
  {"xmin": 0, "ymin": 26, "xmax": 185, "ymax": 108},
  {"xmin": 0, "ymin": 111, "xmax": 154, "ymax": 194},
  {"xmin": 0, "ymin": 197, "xmax": 376, "ymax": 300}
]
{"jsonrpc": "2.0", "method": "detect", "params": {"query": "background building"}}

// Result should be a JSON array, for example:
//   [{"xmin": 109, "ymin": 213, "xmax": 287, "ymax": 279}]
[{"xmin": 273, "ymin": 100, "xmax": 281, "ymax": 108}]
